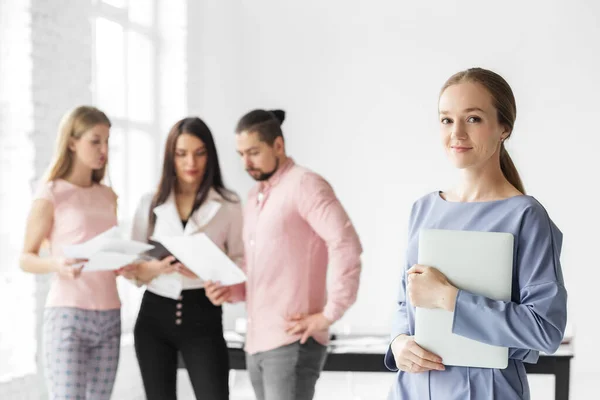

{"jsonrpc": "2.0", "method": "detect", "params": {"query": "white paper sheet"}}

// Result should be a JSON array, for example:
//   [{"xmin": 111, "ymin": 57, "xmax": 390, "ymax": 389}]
[
  {"xmin": 152, "ymin": 234, "xmax": 246, "ymax": 286},
  {"xmin": 82, "ymin": 252, "xmax": 142, "ymax": 272},
  {"xmin": 63, "ymin": 226, "xmax": 154, "ymax": 272}
]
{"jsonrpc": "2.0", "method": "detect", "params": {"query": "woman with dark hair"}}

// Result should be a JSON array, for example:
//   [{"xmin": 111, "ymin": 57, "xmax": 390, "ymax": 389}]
[{"xmin": 129, "ymin": 117, "xmax": 243, "ymax": 400}]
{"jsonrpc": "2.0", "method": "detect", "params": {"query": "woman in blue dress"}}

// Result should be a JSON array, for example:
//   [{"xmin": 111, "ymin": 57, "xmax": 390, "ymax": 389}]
[{"xmin": 386, "ymin": 67, "xmax": 568, "ymax": 399}]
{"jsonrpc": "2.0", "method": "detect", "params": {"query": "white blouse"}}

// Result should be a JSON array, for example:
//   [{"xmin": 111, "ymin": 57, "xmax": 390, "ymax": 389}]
[{"xmin": 130, "ymin": 188, "xmax": 244, "ymax": 298}]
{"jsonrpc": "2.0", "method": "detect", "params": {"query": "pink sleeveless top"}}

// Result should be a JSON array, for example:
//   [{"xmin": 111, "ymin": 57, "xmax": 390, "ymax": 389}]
[{"xmin": 35, "ymin": 179, "xmax": 121, "ymax": 310}]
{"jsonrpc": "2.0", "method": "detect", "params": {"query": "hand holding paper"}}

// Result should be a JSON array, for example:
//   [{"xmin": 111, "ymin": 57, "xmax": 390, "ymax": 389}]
[
  {"xmin": 205, "ymin": 280, "xmax": 232, "ymax": 305},
  {"xmin": 176, "ymin": 265, "xmax": 199, "ymax": 279},
  {"xmin": 63, "ymin": 226, "xmax": 154, "ymax": 272},
  {"xmin": 115, "ymin": 263, "xmax": 139, "ymax": 279},
  {"xmin": 137, "ymin": 256, "xmax": 179, "ymax": 283},
  {"xmin": 54, "ymin": 257, "xmax": 87, "ymax": 279}
]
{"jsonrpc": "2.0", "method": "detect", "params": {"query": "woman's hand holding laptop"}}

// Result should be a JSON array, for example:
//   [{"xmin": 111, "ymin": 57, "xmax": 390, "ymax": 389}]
[
  {"xmin": 391, "ymin": 334, "xmax": 445, "ymax": 373},
  {"xmin": 407, "ymin": 264, "xmax": 459, "ymax": 312}
]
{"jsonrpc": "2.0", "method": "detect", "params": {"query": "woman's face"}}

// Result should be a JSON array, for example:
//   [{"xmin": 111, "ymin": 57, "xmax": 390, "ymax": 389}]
[
  {"xmin": 174, "ymin": 133, "xmax": 208, "ymax": 187},
  {"xmin": 70, "ymin": 123, "xmax": 110, "ymax": 171},
  {"xmin": 438, "ymin": 82, "xmax": 509, "ymax": 170}
]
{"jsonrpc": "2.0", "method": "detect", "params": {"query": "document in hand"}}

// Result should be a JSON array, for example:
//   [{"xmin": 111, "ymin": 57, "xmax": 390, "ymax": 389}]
[
  {"xmin": 63, "ymin": 226, "xmax": 154, "ymax": 271},
  {"xmin": 415, "ymin": 228, "xmax": 514, "ymax": 369},
  {"xmin": 152, "ymin": 233, "xmax": 246, "ymax": 286}
]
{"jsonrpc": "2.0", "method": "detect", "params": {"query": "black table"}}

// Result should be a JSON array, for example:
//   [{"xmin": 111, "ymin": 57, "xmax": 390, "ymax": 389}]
[{"xmin": 180, "ymin": 338, "xmax": 574, "ymax": 400}]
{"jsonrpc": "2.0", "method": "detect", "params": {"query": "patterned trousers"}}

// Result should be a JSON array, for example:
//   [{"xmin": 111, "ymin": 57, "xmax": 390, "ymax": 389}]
[{"xmin": 43, "ymin": 307, "xmax": 121, "ymax": 400}]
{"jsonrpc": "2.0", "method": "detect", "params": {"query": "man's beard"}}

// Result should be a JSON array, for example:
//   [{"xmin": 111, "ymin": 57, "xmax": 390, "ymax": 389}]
[{"xmin": 247, "ymin": 158, "xmax": 280, "ymax": 181}]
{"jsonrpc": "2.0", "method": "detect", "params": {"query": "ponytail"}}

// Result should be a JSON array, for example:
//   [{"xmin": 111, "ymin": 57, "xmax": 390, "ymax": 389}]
[{"xmin": 500, "ymin": 144, "xmax": 525, "ymax": 194}]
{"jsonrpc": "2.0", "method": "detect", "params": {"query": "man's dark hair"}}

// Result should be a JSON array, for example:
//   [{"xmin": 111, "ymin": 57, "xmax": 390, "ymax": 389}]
[{"xmin": 235, "ymin": 109, "xmax": 286, "ymax": 145}]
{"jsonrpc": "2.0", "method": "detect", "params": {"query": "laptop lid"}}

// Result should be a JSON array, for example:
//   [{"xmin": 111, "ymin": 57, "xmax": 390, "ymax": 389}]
[{"xmin": 415, "ymin": 228, "xmax": 514, "ymax": 369}]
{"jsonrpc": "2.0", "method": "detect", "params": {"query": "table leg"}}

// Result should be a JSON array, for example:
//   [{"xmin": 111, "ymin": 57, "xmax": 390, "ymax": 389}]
[{"xmin": 554, "ymin": 359, "xmax": 570, "ymax": 400}]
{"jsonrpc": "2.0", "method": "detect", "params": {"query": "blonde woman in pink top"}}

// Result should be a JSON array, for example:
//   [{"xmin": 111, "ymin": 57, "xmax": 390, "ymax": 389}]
[{"xmin": 20, "ymin": 106, "xmax": 124, "ymax": 400}]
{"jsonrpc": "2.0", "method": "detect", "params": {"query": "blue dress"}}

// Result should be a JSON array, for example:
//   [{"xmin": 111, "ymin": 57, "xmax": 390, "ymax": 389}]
[{"xmin": 386, "ymin": 192, "xmax": 568, "ymax": 400}]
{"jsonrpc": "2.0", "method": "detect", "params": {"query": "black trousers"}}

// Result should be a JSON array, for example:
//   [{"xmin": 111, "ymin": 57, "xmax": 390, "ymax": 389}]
[{"xmin": 134, "ymin": 289, "xmax": 229, "ymax": 400}]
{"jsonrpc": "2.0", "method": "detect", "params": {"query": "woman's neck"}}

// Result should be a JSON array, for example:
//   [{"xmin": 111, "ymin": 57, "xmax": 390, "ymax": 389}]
[
  {"xmin": 175, "ymin": 180, "xmax": 202, "ymax": 197},
  {"xmin": 451, "ymin": 160, "xmax": 518, "ymax": 202},
  {"xmin": 64, "ymin": 165, "xmax": 93, "ymax": 188}
]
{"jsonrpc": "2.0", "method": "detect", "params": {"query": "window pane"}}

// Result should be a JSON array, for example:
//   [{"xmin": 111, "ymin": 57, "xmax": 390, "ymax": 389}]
[
  {"xmin": 95, "ymin": 18, "xmax": 125, "ymax": 118},
  {"xmin": 102, "ymin": 0, "xmax": 126, "ymax": 8},
  {"xmin": 127, "ymin": 129, "xmax": 156, "ymax": 218},
  {"xmin": 127, "ymin": 31, "xmax": 154, "ymax": 123},
  {"xmin": 108, "ymin": 127, "xmax": 127, "ymax": 220},
  {"xmin": 129, "ymin": 0, "xmax": 154, "ymax": 26}
]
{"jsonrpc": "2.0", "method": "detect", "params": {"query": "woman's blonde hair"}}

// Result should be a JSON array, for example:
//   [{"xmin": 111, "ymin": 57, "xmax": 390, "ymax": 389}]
[{"xmin": 44, "ymin": 106, "xmax": 111, "ymax": 183}]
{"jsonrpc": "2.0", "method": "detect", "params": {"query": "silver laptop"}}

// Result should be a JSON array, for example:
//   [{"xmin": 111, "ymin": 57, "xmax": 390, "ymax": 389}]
[{"xmin": 415, "ymin": 229, "xmax": 514, "ymax": 369}]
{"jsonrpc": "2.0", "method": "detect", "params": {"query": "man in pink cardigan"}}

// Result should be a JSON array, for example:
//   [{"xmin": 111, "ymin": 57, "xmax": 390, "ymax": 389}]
[{"xmin": 205, "ymin": 109, "xmax": 363, "ymax": 400}]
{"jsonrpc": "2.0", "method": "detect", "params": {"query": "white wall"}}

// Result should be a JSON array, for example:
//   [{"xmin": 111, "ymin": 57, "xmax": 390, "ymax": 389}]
[
  {"xmin": 189, "ymin": 0, "xmax": 600, "ymax": 397},
  {"xmin": 0, "ymin": 0, "xmax": 37, "ymax": 393}
]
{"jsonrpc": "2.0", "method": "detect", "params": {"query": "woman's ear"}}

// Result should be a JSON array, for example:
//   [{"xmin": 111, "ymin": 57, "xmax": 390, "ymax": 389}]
[
  {"xmin": 68, "ymin": 137, "xmax": 77, "ymax": 152},
  {"xmin": 500, "ymin": 126, "xmax": 511, "ymax": 142}
]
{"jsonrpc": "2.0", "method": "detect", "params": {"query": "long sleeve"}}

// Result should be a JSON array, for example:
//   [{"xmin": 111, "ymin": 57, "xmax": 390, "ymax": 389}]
[
  {"xmin": 128, "ymin": 193, "xmax": 153, "ymax": 287},
  {"xmin": 297, "ymin": 172, "xmax": 363, "ymax": 323},
  {"xmin": 131, "ymin": 193, "xmax": 153, "ymax": 243},
  {"xmin": 384, "ymin": 270, "xmax": 411, "ymax": 371},
  {"xmin": 452, "ymin": 203, "xmax": 568, "ymax": 355},
  {"xmin": 384, "ymin": 204, "xmax": 417, "ymax": 371},
  {"xmin": 225, "ymin": 201, "xmax": 246, "ymax": 303}
]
